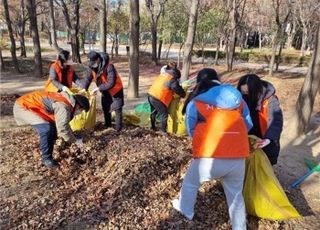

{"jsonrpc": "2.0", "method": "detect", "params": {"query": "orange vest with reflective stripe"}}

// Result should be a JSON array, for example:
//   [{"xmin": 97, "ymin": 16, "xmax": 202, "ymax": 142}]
[
  {"xmin": 93, "ymin": 63, "xmax": 123, "ymax": 96},
  {"xmin": 16, "ymin": 91, "xmax": 73, "ymax": 123},
  {"xmin": 148, "ymin": 74, "xmax": 174, "ymax": 107},
  {"xmin": 258, "ymin": 95, "xmax": 277, "ymax": 137},
  {"xmin": 44, "ymin": 61, "xmax": 75, "ymax": 92},
  {"xmin": 192, "ymin": 101, "xmax": 249, "ymax": 158}
]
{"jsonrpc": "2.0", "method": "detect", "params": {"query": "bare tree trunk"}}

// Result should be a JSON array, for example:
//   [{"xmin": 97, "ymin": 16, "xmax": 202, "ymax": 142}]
[
  {"xmin": 58, "ymin": 0, "xmax": 81, "ymax": 62},
  {"xmin": 165, "ymin": 42, "xmax": 173, "ymax": 60},
  {"xmin": 225, "ymin": 38, "xmax": 229, "ymax": 67},
  {"xmin": 259, "ymin": 31, "xmax": 263, "ymax": 51},
  {"xmin": 178, "ymin": 42, "xmax": 183, "ymax": 69},
  {"xmin": 0, "ymin": 47, "xmax": 4, "ymax": 71},
  {"xmin": 3, "ymin": 0, "xmax": 20, "ymax": 72},
  {"xmin": 111, "ymin": 39, "xmax": 115, "ymax": 57},
  {"xmin": 214, "ymin": 38, "xmax": 220, "ymax": 65},
  {"xmin": 157, "ymin": 39, "xmax": 163, "ymax": 60},
  {"xmin": 292, "ymin": 23, "xmax": 320, "ymax": 136},
  {"xmin": 201, "ymin": 42, "xmax": 205, "ymax": 64},
  {"xmin": 275, "ymin": 41, "xmax": 283, "ymax": 71},
  {"xmin": 227, "ymin": 0, "xmax": 238, "ymax": 71},
  {"xmin": 49, "ymin": 0, "xmax": 59, "ymax": 50},
  {"xmin": 181, "ymin": 0, "xmax": 199, "ymax": 81},
  {"xmin": 100, "ymin": 0, "xmax": 107, "ymax": 52},
  {"xmin": 18, "ymin": 0, "xmax": 27, "ymax": 57},
  {"xmin": 80, "ymin": 32, "xmax": 85, "ymax": 54},
  {"xmin": 127, "ymin": 0, "xmax": 139, "ymax": 99},
  {"xmin": 300, "ymin": 24, "xmax": 308, "ymax": 56},
  {"xmin": 18, "ymin": 25, "xmax": 27, "ymax": 58},
  {"xmin": 26, "ymin": 0, "xmax": 43, "ymax": 77},
  {"xmin": 269, "ymin": 32, "xmax": 278, "ymax": 76},
  {"xmin": 151, "ymin": 23, "xmax": 157, "ymax": 63},
  {"xmin": 115, "ymin": 31, "xmax": 119, "ymax": 57},
  {"xmin": 227, "ymin": 29, "xmax": 236, "ymax": 71}
]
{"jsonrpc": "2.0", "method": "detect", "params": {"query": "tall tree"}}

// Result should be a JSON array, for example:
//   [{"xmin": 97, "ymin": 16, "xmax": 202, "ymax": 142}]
[
  {"xmin": 292, "ymin": 23, "xmax": 320, "ymax": 136},
  {"xmin": 108, "ymin": 0, "xmax": 128, "ymax": 57},
  {"xmin": 159, "ymin": 0, "xmax": 188, "ymax": 66},
  {"xmin": 26, "ymin": 0, "xmax": 43, "ymax": 77},
  {"xmin": 295, "ymin": 0, "xmax": 320, "ymax": 56},
  {"xmin": 226, "ymin": 0, "xmax": 246, "ymax": 71},
  {"xmin": 3, "ymin": 0, "xmax": 20, "ymax": 72},
  {"xmin": 56, "ymin": 0, "xmax": 81, "ymax": 63},
  {"xmin": 268, "ymin": 0, "xmax": 291, "ymax": 76},
  {"xmin": 145, "ymin": 0, "xmax": 167, "ymax": 64},
  {"xmin": 100, "ymin": 0, "xmax": 107, "ymax": 52},
  {"xmin": 181, "ymin": 0, "xmax": 200, "ymax": 81},
  {"xmin": 17, "ymin": 0, "xmax": 27, "ymax": 57},
  {"xmin": 127, "ymin": 0, "xmax": 140, "ymax": 98},
  {"xmin": 49, "ymin": 0, "xmax": 60, "ymax": 50}
]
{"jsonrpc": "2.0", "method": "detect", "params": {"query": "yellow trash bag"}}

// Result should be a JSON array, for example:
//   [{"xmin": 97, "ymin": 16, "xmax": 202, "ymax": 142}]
[
  {"xmin": 243, "ymin": 136, "xmax": 301, "ymax": 220},
  {"xmin": 167, "ymin": 95, "xmax": 187, "ymax": 136},
  {"xmin": 69, "ymin": 89, "xmax": 96, "ymax": 131},
  {"xmin": 111, "ymin": 111, "xmax": 141, "ymax": 125}
]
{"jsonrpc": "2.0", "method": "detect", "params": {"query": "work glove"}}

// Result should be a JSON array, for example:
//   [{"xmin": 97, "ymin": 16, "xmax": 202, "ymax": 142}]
[
  {"xmin": 75, "ymin": 138, "xmax": 83, "ymax": 148},
  {"xmin": 62, "ymin": 86, "xmax": 73, "ymax": 95},
  {"xmin": 91, "ymin": 87, "xmax": 100, "ymax": 95},
  {"xmin": 255, "ymin": 138, "xmax": 271, "ymax": 149}
]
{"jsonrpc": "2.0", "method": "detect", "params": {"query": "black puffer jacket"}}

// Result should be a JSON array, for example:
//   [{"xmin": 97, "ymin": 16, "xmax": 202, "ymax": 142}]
[
  {"xmin": 249, "ymin": 80, "xmax": 283, "ymax": 165},
  {"xmin": 82, "ymin": 53, "xmax": 124, "ymax": 110}
]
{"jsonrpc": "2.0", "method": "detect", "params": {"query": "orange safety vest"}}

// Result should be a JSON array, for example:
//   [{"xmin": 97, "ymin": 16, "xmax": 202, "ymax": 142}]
[
  {"xmin": 258, "ymin": 95, "xmax": 279, "ymax": 137},
  {"xmin": 44, "ymin": 61, "xmax": 75, "ymax": 92},
  {"xmin": 92, "ymin": 63, "xmax": 123, "ymax": 96},
  {"xmin": 148, "ymin": 73, "xmax": 174, "ymax": 107},
  {"xmin": 16, "ymin": 91, "xmax": 73, "ymax": 123},
  {"xmin": 192, "ymin": 101, "xmax": 249, "ymax": 159}
]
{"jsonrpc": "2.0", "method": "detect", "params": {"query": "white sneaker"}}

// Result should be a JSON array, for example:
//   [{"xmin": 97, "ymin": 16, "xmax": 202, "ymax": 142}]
[{"xmin": 171, "ymin": 199, "xmax": 193, "ymax": 220}]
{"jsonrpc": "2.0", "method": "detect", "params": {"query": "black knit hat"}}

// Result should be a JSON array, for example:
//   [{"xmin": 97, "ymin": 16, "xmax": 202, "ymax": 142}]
[
  {"xmin": 73, "ymin": 94, "xmax": 90, "ymax": 112},
  {"xmin": 87, "ymin": 51, "xmax": 100, "ymax": 68},
  {"xmin": 58, "ymin": 50, "xmax": 70, "ymax": 63}
]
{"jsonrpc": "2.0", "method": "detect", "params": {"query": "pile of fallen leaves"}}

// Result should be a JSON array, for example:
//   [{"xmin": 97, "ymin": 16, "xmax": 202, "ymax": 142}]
[
  {"xmin": 0, "ymin": 123, "xmax": 304, "ymax": 229},
  {"xmin": 0, "ymin": 94, "xmax": 20, "ymax": 116}
]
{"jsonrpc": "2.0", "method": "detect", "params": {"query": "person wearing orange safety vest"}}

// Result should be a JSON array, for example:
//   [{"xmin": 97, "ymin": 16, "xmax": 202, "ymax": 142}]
[
  {"xmin": 237, "ymin": 74, "xmax": 283, "ymax": 165},
  {"xmin": 172, "ymin": 68, "xmax": 253, "ymax": 230},
  {"xmin": 44, "ymin": 50, "xmax": 82, "ymax": 93},
  {"xmin": 13, "ymin": 91, "xmax": 90, "ymax": 168},
  {"xmin": 148, "ymin": 68, "xmax": 186, "ymax": 132},
  {"xmin": 82, "ymin": 51, "xmax": 124, "ymax": 131}
]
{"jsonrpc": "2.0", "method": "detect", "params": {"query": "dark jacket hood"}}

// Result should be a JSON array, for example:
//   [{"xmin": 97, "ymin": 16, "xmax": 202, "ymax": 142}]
[{"xmin": 257, "ymin": 80, "xmax": 276, "ymax": 110}]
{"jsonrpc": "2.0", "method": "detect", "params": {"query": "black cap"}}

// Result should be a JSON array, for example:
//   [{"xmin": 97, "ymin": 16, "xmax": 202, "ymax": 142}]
[
  {"xmin": 73, "ymin": 94, "xmax": 90, "ymax": 112},
  {"xmin": 87, "ymin": 51, "xmax": 100, "ymax": 68},
  {"xmin": 58, "ymin": 50, "xmax": 70, "ymax": 65}
]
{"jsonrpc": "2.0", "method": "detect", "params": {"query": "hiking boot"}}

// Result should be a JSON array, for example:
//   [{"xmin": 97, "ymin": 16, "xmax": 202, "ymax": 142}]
[{"xmin": 43, "ymin": 159, "xmax": 59, "ymax": 168}]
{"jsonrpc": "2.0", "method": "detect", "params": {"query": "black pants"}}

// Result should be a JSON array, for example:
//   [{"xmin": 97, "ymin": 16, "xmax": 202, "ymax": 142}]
[
  {"xmin": 32, "ymin": 123, "xmax": 57, "ymax": 161},
  {"xmin": 102, "ymin": 93, "xmax": 122, "ymax": 131},
  {"xmin": 148, "ymin": 96, "xmax": 168, "ymax": 132},
  {"xmin": 263, "ymin": 139, "xmax": 280, "ymax": 165}
]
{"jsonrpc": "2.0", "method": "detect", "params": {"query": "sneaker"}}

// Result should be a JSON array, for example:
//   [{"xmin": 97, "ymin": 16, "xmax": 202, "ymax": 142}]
[
  {"xmin": 171, "ymin": 199, "xmax": 193, "ymax": 220},
  {"xmin": 43, "ymin": 159, "xmax": 59, "ymax": 168}
]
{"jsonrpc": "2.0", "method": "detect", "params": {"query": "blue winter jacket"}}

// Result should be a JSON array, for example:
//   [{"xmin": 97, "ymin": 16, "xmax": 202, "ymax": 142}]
[{"xmin": 185, "ymin": 84, "xmax": 253, "ymax": 137}]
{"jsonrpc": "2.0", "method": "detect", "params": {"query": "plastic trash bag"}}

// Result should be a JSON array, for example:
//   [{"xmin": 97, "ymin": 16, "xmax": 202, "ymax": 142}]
[
  {"xmin": 69, "ymin": 89, "xmax": 96, "ymax": 131},
  {"xmin": 243, "ymin": 136, "xmax": 301, "ymax": 220}
]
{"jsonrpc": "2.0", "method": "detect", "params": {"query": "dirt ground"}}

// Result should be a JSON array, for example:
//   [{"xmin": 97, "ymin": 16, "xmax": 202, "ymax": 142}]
[{"xmin": 0, "ymin": 53, "xmax": 319, "ymax": 229}]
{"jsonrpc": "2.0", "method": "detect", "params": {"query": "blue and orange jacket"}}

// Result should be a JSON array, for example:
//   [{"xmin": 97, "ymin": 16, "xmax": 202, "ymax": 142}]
[{"xmin": 186, "ymin": 84, "xmax": 253, "ymax": 158}]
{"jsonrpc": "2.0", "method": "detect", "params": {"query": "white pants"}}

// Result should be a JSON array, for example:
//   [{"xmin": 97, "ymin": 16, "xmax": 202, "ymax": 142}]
[{"xmin": 172, "ymin": 158, "xmax": 246, "ymax": 230}]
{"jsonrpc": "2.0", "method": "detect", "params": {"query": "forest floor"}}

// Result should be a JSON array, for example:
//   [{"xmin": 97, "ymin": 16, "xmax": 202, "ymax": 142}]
[{"xmin": 0, "ymin": 52, "xmax": 319, "ymax": 229}]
